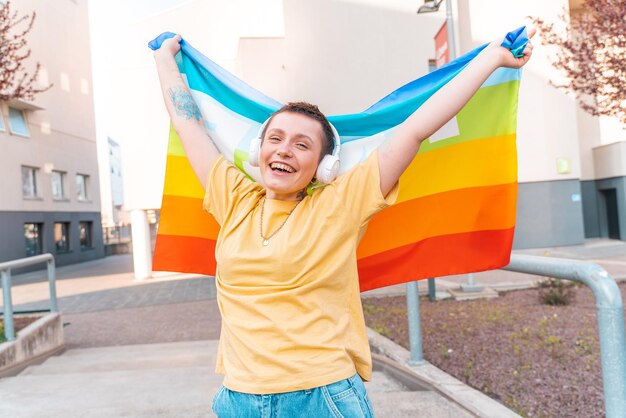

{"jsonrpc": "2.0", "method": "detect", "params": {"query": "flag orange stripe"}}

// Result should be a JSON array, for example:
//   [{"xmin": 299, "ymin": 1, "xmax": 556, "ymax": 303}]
[
  {"xmin": 357, "ymin": 228, "xmax": 514, "ymax": 292},
  {"xmin": 357, "ymin": 183, "xmax": 517, "ymax": 258},
  {"xmin": 396, "ymin": 134, "xmax": 517, "ymax": 202},
  {"xmin": 158, "ymin": 194, "xmax": 220, "ymax": 239},
  {"xmin": 152, "ymin": 234, "xmax": 217, "ymax": 276}
]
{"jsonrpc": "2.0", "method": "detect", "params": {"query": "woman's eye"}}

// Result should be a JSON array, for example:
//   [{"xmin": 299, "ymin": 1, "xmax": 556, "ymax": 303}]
[
  {"xmin": 296, "ymin": 143, "xmax": 308, "ymax": 149},
  {"xmin": 269, "ymin": 136, "xmax": 281, "ymax": 142}
]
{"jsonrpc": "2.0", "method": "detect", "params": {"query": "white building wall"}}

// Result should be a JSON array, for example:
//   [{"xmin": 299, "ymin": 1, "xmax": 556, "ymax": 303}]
[
  {"xmin": 90, "ymin": 0, "xmax": 284, "ymax": 211},
  {"xmin": 237, "ymin": 0, "xmax": 441, "ymax": 114}
]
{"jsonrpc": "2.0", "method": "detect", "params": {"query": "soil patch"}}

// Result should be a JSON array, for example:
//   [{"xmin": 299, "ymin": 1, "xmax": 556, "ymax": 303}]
[
  {"xmin": 0, "ymin": 316, "xmax": 41, "ymax": 343},
  {"xmin": 362, "ymin": 283, "xmax": 626, "ymax": 418}
]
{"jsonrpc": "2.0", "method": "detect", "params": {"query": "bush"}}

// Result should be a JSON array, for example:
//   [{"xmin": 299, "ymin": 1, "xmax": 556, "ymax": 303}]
[{"xmin": 538, "ymin": 278, "xmax": 576, "ymax": 306}]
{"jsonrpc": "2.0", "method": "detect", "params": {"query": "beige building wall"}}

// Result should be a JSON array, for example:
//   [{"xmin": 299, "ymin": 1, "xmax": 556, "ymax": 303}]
[
  {"xmin": 0, "ymin": 0, "xmax": 103, "ymax": 265},
  {"xmin": 0, "ymin": 0, "xmax": 100, "ymax": 212}
]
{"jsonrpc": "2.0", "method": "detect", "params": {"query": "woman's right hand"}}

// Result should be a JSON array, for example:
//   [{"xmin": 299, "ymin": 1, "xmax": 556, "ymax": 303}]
[{"xmin": 155, "ymin": 34, "xmax": 182, "ymax": 58}]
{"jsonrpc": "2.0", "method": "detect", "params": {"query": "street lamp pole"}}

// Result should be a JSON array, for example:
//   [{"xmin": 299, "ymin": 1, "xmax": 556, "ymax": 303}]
[
  {"xmin": 417, "ymin": 0, "xmax": 486, "ymax": 294},
  {"xmin": 445, "ymin": 0, "xmax": 456, "ymax": 59}
]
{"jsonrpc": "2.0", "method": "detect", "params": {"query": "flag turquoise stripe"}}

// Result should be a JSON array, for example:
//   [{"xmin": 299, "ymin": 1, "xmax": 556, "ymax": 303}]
[{"xmin": 149, "ymin": 30, "xmax": 524, "ymax": 139}]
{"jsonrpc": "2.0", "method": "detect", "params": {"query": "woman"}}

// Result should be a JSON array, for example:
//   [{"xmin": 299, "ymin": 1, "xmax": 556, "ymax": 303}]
[{"xmin": 154, "ymin": 30, "xmax": 534, "ymax": 418}]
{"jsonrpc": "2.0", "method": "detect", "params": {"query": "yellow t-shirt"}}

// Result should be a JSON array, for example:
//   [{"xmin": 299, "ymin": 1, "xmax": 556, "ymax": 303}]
[{"xmin": 203, "ymin": 150, "xmax": 398, "ymax": 394}]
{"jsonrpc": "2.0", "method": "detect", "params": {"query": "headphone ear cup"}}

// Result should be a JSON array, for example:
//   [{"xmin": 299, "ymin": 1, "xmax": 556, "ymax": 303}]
[
  {"xmin": 248, "ymin": 136, "xmax": 261, "ymax": 167},
  {"xmin": 316, "ymin": 155, "xmax": 340, "ymax": 184}
]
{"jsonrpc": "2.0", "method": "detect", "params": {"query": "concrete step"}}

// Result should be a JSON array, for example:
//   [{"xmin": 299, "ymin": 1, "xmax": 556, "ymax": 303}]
[
  {"xmin": 369, "ymin": 391, "xmax": 473, "ymax": 418},
  {"xmin": 366, "ymin": 370, "xmax": 408, "ymax": 392},
  {"xmin": 0, "ymin": 340, "xmax": 475, "ymax": 418},
  {"xmin": 21, "ymin": 340, "xmax": 216, "ymax": 375},
  {"xmin": 0, "ymin": 366, "xmax": 222, "ymax": 418}
]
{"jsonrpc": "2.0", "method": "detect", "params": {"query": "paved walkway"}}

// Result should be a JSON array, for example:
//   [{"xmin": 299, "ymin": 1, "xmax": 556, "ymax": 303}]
[{"xmin": 2, "ymin": 238, "xmax": 626, "ymax": 416}]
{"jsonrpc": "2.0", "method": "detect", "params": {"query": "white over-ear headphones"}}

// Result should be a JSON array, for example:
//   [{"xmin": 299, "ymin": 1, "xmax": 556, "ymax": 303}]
[{"xmin": 248, "ymin": 116, "xmax": 341, "ymax": 184}]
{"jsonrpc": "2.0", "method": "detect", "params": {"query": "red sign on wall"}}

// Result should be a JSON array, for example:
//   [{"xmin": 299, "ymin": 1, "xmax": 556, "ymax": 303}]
[{"xmin": 434, "ymin": 21, "xmax": 449, "ymax": 68}]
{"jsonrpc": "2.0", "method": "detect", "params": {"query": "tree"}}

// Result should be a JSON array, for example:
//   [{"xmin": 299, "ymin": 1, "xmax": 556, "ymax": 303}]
[
  {"xmin": 534, "ymin": 0, "xmax": 626, "ymax": 124},
  {"xmin": 0, "ymin": 1, "xmax": 51, "ymax": 102}
]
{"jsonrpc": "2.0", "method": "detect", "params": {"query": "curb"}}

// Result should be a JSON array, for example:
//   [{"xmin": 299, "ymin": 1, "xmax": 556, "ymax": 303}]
[
  {"xmin": 367, "ymin": 327, "xmax": 522, "ymax": 418},
  {"xmin": 0, "ymin": 312, "xmax": 65, "ymax": 377}
]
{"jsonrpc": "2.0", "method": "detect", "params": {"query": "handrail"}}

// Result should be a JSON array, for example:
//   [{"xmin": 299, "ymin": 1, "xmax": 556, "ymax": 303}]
[
  {"xmin": 405, "ymin": 254, "xmax": 626, "ymax": 417},
  {"xmin": 503, "ymin": 254, "xmax": 626, "ymax": 418},
  {"xmin": 1, "ymin": 254, "xmax": 57, "ymax": 342}
]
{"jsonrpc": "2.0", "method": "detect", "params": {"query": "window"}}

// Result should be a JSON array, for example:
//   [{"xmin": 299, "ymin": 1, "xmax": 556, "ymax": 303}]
[
  {"xmin": 79, "ymin": 221, "xmax": 92, "ymax": 249},
  {"xmin": 76, "ymin": 173, "xmax": 89, "ymax": 201},
  {"xmin": 51, "ymin": 170, "xmax": 67, "ymax": 200},
  {"xmin": 8, "ymin": 107, "xmax": 30, "ymax": 137},
  {"xmin": 24, "ymin": 223, "xmax": 43, "ymax": 256},
  {"xmin": 54, "ymin": 222, "xmax": 70, "ymax": 252},
  {"xmin": 428, "ymin": 59, "xmax": 437, "ymax": 73},
  {"xmin": 21, "ymin": 166, "xmax": 39, "ymax": 198}
]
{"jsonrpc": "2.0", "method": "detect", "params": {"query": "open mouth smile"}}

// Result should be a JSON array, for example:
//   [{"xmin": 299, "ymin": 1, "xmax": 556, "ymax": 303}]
[{"xmin": 270, "ymin": 162, "xmax": 296, "ymax": 173}]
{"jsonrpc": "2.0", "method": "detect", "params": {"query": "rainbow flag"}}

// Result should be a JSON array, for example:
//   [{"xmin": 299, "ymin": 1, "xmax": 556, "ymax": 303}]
[{"xmin": 148, "ymin": 28, "xmax": 527, "ymax": 292}]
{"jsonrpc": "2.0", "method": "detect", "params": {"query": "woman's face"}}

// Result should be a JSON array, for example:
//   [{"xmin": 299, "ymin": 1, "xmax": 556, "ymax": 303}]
[{"xmin": 259, "ymin": 111, "xmax": 324, "ymax": 201}]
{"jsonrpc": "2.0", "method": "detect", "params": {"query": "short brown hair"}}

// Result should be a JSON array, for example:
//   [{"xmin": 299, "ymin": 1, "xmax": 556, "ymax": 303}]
[{"xmin": 262, "ymin": 102, "xmax": 335, "ymax": 159}]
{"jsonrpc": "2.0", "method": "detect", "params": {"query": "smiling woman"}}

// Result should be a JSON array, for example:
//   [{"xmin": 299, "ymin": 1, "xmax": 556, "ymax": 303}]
[{"xmin": 153, "ymin": 29, "xmax": 534, "ymax": 418}]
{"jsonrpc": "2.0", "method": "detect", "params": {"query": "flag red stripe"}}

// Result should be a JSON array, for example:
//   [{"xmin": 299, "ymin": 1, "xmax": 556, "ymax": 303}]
[
  {"xmin": 152, "ymin": 234, "xmax": 217, "ymax": 275},
  {"xmin": 357, "ymin": 228, "xmax": 515, "ymax": 291}
]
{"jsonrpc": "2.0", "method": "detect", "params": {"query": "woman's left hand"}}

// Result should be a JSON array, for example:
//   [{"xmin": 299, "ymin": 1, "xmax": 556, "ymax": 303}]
[{"xmin": 487, "ymin": 26, "xmax": 536, "ymax": 69}]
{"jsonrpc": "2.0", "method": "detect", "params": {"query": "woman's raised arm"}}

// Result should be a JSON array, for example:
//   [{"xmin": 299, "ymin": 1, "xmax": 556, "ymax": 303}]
[
  {"xmin": 154, "ymin": 34, "xmax": 221, "ymax": 188},
  {"xmin": 377, "ymin": 28, "xmax": 535, "ymax": 197}
]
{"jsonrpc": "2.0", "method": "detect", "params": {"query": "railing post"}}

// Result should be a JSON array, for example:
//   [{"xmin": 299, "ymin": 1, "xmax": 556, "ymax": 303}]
[
  {"xmin": 427, "ymin": 278, "xmax": 436, "ymax": 302},
  {"xmin": 588, "ymin": 270, "xmax": 626, "ymax": 418},
  {"xmin": 1, "ymin": 269, "xmax": 15, "ymax": 341},
  {"xmin": 406, "ymin": 281, "xmax": 424, "ymax": 365},
  {"xmin": 47, "ymin": 258, "xmax": 58, "ymax": 312}
]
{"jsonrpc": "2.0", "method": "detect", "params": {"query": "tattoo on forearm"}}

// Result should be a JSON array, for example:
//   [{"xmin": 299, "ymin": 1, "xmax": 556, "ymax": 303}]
[{"xmin": 168, "ymin": 86, "xmax": 202, "ymax": 121}]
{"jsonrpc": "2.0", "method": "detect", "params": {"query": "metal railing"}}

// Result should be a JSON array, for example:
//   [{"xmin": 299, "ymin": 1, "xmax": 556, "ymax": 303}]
[
  {"xmin": 405, "ymin": 254, "xmax": 626, "ymax": 418},
  {"xmin": 0, "ymin": 254, "xmax": 58, "ymax": 342}
]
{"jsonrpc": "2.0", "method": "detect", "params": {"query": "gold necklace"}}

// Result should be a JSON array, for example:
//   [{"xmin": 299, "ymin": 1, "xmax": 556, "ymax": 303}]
[{"xmin": 259, "ymin": 197, "xmax": 301, "ymax": 246}]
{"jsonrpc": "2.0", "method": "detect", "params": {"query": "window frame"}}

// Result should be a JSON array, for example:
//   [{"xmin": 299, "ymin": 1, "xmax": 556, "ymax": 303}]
[
  {"xmin": 8, "ymin": 107, "xmax": 30, "ymax": 138},
  {"xmin": 51, "ymin": 170, "xmax": 67, "ymax": 200},
  {"xmin": 21, "ymin": 165, "xmax": 39, "ymax": 198},
  {"xmin": 76, "ymin": 173, "xmax": 89, "ymax": 202},
  {"xmin": 54, "ymin": 222, "xmax": 71, "ymax": 253},
  {"xmin": 24, "ymin": 223, "xmax": 43, "ymax": 257},
  {"xmin": 79, "ymin": 221, "xmax": 93, "ymax": 250}
]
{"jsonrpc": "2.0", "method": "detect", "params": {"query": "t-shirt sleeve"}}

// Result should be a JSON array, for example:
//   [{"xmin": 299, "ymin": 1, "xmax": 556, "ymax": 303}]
[
  {"xmin": 331, "ymin": 149, "xmax": 399, "ymax": 225},
  {"xmin": 202, "ymin": 156, "xmax": 259, "ymax": 225}
]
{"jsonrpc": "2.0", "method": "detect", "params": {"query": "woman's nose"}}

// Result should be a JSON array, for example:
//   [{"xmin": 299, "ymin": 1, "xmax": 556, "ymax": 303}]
[{"xmin": 276, "ymin": 142, "xmax": 293, "ymax": 157}]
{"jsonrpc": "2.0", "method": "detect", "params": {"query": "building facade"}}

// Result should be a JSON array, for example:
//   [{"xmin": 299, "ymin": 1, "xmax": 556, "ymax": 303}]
[{"xmin": 0, "ymin": 0, "xmax": 104, "ymax": 266}]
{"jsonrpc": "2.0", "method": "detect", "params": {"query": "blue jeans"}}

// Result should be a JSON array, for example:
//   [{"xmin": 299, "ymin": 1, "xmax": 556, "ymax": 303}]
[{"xmin": 211, "ymin": 374, "xmax": 375, "ymax": 418}]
